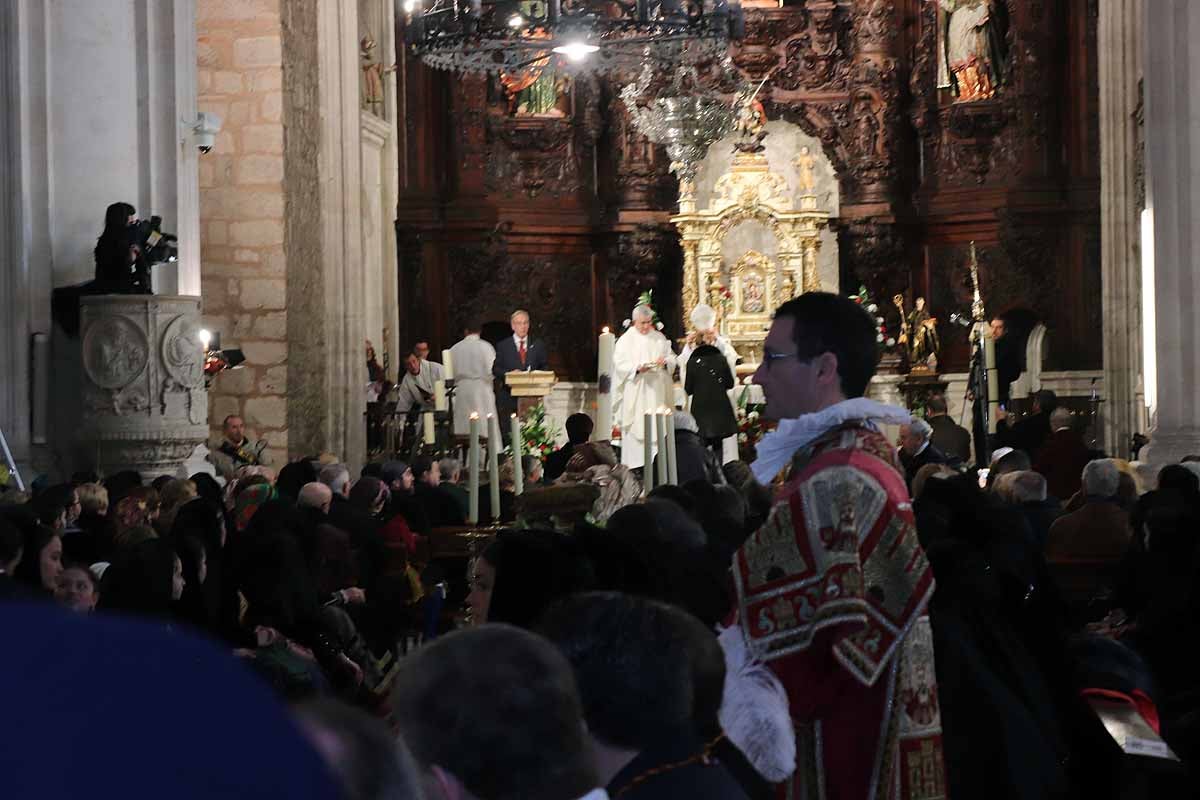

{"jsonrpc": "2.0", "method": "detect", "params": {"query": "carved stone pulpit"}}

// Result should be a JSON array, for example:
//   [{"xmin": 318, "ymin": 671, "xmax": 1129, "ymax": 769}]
[
  {"xmin": 505, "ymin": 370, "xmax": 558, "ymax": 416},
  {"xmin": 79, "ymin": 295, "xmax": 208, "ymax": 479}
]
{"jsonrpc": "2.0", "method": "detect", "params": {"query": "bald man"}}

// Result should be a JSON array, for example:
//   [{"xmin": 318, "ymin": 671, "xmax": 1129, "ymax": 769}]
[{"xmin": 298, "ymin": 482, "xmax": 333, "ymax": 514}]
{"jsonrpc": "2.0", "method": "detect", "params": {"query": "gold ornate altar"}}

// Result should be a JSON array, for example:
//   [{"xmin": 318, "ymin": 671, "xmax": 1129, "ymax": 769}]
[{"xmin": 672, "ymin": 149, "xmax": 831, "ymax": 365}]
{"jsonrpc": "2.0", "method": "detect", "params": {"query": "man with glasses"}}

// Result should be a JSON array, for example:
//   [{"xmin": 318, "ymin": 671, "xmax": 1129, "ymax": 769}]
[{"xmin": 730, "ymin": 292, "xmax": 946, "ymax": 800}]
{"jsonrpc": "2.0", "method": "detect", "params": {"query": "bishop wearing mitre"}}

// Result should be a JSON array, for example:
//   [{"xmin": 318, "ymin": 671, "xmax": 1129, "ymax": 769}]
[{"xmin": 613, "ymin": 303, "xmax": 676, "ymax": 470}]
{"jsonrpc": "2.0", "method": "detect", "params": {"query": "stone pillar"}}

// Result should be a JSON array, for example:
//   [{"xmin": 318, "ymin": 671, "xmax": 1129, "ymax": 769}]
[
  {"xmin": 80, "ymin": 295, "xmax": 208, "ymax": 480},
  {"xmin": 1139, "ymin": 0, "xmax": 1200, "ymax": 467},
  {"xmin": 1098, "ymin": 0, "xmax": 1144, "ymax": 459}
]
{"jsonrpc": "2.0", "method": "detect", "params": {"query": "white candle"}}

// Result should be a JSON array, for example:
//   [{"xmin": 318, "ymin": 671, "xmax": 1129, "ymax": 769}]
[
  {"xmin": 468, "ymin": 413, "xmax": 480, "ymax": 524},
  {"xmin": 656, "ymin": 409, "xmax": 668, "ymax": 486},
  {"xmin": 596, "ymin": 327, "xmax": 615, "ymax": 441},
  {"xmin": 643, "ymin": 413, "xmax": 655, "ymax": 494},
  {"xmin": 422, "ymin": 411, "xmax": 435, "ymax": 445},
  {"xmin": 442, "ymin": 349, "xmax": 454, "ymax": 380},
  {"xmin": 434, "ymin": 379, "xmax": 447, "ymax": 411},
  {"xmin": 488, "ymin": 414, "xmax": 501, "ymax": 521},
  {"xmin": 665, "ymin": 409, "xmax": 678, "ymax": 486},
  {"xmin": 511, "ymin": 413, "xmax": 524, "ymax": 495}
]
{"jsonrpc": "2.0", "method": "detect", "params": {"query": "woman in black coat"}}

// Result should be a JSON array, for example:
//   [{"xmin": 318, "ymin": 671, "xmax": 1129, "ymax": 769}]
[{"xmin": 684, "ymin": 344, "xmax": 738, "ymax": 451}]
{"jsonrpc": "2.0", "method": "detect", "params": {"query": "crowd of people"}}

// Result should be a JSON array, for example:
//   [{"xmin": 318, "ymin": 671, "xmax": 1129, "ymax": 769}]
[{"xmin": 4, "ymin": 290, "xmax": 1199, "ymax": 799}]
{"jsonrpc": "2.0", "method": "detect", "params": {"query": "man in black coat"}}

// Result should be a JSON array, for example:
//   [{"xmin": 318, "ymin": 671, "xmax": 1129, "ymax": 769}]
[
  {"xmin": 899, "ymin": 418, "xmax": 950, "ymax": 490},
  {"xmin": 998, "ymin": 389, "xmax": 1057, "ymax": 459},
  {"xmin": 493, "ymin": 309, "xmax": 550, "ymax": 420},
  {"xmin": 684, "ymin": 344, "xmax": 738, "ymax": 453},
  {"xmin": 926, "ymin": 393, "xmax": 971, "ymax": 463}
]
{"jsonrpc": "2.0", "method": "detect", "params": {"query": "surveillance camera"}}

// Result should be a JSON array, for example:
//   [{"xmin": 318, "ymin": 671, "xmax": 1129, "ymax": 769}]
[{"xmin": 191, "ymin": 111, "xmax": 223, "ymax": 154}]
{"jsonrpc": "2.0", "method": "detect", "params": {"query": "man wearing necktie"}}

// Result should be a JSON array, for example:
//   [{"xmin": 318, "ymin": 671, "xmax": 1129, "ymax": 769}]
[{"xmin": 494, "ymin": 309, "xmax": 550, "ymax": 424}]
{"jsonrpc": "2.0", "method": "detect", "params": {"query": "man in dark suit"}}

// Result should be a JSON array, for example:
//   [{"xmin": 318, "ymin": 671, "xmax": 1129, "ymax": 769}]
[
  {"xmin": 998, "ymin": 389, "xmax": 1057, "ymax": 458},
  {"xmin": 1034, "ymin": 407, "xmax": 1091, "ymax": 501},
  {"xmin": 899, "ymin": 417, "xmax": 950, "ymax": 490},
  {"xmin": 493, "ymin": 309, "xmax": 550, "ymax": 420},
  {"xmin": 926, "ymin": 393, "xmax": 970, "ymax": 463}
]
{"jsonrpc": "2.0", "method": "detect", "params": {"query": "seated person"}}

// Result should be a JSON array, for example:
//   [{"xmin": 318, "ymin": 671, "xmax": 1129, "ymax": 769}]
[
  {"xmin": 540, "ymin": 592, "xmax": 750, "ymax": 799},
  {"xmin": 391, "ymin": 625, "xmax": 603, "ymax": 800},
  {"xmin": 544, "ymin": 413, "xmax": 594, "ymax": 483}
]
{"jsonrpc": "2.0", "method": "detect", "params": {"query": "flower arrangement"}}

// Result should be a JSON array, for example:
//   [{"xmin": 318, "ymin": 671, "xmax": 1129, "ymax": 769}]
[
  {"xmin": 622, "ymin": 290, "xmax": 666, "ymax": 331},
  {"xmin": 510, "ymin": 403, "xmax": 559, "ymax": 460},
  {"xmin": 849, "ymin": 284, "xmax": 897, "ymax": 354}
]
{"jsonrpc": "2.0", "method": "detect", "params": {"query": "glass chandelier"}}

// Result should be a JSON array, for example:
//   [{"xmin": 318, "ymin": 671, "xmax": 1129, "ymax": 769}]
[
  {"xmin": 620, "ymin": 62, "xmax": 741, "ymax": 185},
  {"xmin": 402, "ymin": 0, "xmax": 745, "ymax": 77}
]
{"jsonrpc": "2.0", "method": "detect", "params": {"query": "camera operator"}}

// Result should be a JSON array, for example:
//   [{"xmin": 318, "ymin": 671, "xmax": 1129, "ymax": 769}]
[{"xmin": 93, "ymin": 202, "xmax": 150, "ymax": 294}]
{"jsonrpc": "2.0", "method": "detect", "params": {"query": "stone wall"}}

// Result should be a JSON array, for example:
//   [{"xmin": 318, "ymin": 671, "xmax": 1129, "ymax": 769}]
[{"xmin": 197, "ymin": 0, "xmax": 289, "ymax": 465}]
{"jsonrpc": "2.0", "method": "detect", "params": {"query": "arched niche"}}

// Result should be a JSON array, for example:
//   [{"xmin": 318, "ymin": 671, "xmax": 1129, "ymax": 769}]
[{"xmin": 672, "ymin": 120, "xmax": 837, "ymax": 363}]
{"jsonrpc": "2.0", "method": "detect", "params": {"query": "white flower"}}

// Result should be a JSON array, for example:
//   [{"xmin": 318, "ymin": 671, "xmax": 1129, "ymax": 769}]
[
  {"xmin": 886, "ymin": 337, "xmax": 896, "ymax": 347},
  {"xmin": 622, "ymin": 318, "xmax": 631, "ymax": 328},
  {"xmin": 875, "ymin": 316, "xmax": 884, "ymax": 325},
  {"xmin": 876, "ymin": 333, "xmax": 885, "ymax": 343},
  {"xmin": 655, "ymin": 322, "xmax": 664, "ymax": 330},
  {"xmin": 867, "ymin": 303, "xmax": 878, "ymax": 313},
  {"xmin": 748, "ymin": 411, "xmax": 759, "ymax": 421}
]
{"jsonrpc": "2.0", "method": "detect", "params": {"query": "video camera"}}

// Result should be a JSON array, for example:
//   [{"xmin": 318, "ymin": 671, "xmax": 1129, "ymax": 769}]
[{"xmin": 132, "ymin": 215, "xmax": 178, "ymax": 264}]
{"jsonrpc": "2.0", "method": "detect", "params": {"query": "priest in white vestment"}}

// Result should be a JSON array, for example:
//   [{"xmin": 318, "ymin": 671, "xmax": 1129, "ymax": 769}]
[
  {"xmin": 679, "ymin": 303, "xmax": 740, "ymax": 464},
  {"xmin": 449, "ymin": 327, "xmax": 497, "ymax": 434},
  {"xmin": 613, "ymin": 304, "xmax": 677, "ymax": 469}
]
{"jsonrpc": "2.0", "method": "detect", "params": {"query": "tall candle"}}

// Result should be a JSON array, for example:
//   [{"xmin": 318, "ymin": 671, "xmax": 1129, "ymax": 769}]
[
  {"xmin": 434, "ymin": 379, "xmax": 447, "ymax": 411},
  {"xmin": 511, "ymin": 413, "xmax": 524, "ymax": 495},
  {"xmin": 643, "ymin": 413, "xmax": 655, "ymax": 494},
  {"xmin": 656, "ymin": 409, "xmax": 669, "ymax": 486},
  {"xmin": 422, "ymin": 411, "xmax": 435, "ymax": 445},
  {"xmin": 468, "ymin": 413, "xmax": 480, "ymax": 524},
  {"xmin": 488, "ymin": 414, "xmax": 501, "ymax": 522},
  {"xmin": 596, "ymin": 327, "xmax": 615, "ymax": 441},
  {"xmin": 442, "ymin": 349, "xmax": 454, "ymax": 380},
  {"xmin": 665, "ymin": 409, "xmax": 678, "ymax": 486}
]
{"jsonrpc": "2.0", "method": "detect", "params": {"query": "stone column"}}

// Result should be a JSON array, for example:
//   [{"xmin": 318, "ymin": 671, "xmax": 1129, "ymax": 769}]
[
  {"xmin": 1098, "ymin": 0, "xmax": 1144, "ymax": 459},
  {"xmin": 80, "ymin": 295, "xmax": 208, "ymax": 479},
  {"xmin": 1139, "ymin": 0, "xmax": 1200, "ymax": 467}
]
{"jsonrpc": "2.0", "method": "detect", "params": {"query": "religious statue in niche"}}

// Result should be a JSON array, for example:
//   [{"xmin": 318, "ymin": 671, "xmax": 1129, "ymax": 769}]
[
  {"xmin": 795, "ymin": 146, "xmax": 817, "ymax": 193},
  {"xmin": 360, "ymin": 35, "xmax": 395, "ymax": 113},
  {"xmin": 498, "ymin": 2, "xmax": 569, "ymax": 117},
  {"xmin": 894, "ymin": 294, "xmax": 941, "ymax": 373},
  {"xmin": 853, "ymin": 95, "xmax": 880, "ymax": 158},
  {"xmin": 742, "ymin": 273, "xmax": 767, "ymax": 314},
  {"xmin": 707, "ymin": 273, "xmax": 732, "ymax": 329},
  {"xmin": 936, "ymin": 0, "xmax": 1009, "ymax": 103}
]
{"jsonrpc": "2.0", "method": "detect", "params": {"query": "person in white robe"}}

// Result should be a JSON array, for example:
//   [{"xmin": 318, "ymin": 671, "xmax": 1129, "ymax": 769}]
[
  {"xmin": 394, "ymin": 351, "xmax": 446, "ymax": 414},
  {"xmin": 679, "ymin": 303, "xmax": 741, "ymax": 464},
  {"xmin": 613, "ymin": 304, "xmax": 677, "ymax": 469},
  {"xmin": 449, "ymin": 327, "xmax": 497, "ymax": 435}
]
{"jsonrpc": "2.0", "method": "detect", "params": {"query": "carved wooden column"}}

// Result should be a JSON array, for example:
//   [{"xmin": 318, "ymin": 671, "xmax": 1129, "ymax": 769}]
[
  {"xmin": 1140, "ymin": 0, "xmax": 1200, "ymax": 468},
  {"xmin": 1099, "ymin": 0, "xmax": 1145, "ymax": 458}
]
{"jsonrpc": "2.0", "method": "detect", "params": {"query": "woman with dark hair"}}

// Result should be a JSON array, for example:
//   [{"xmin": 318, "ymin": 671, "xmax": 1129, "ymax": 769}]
[
  {"xmin": 100, "ymin": 538, "xmax": 184, "ymax": 620},
  {"xmin": 467, "ymin": 529, "xmax": 595, "ymax": 628},
  {"xmin": 93, "ymin": 201, "xmax": 147, "ymax": 293},
  {"xmin": 13, "ymin": 524, "xmax": 63, "ymax": 596},
  {"xmin": 173, "ymin": 534, "xmax": 210, "ymax": 631},
  {"xmin": 171, "ymin": 497, "xmax": 234, "ymax": 638},
  {"xmin": 276, "ymin": 460, "xmax": 318, "ymax": 502}
]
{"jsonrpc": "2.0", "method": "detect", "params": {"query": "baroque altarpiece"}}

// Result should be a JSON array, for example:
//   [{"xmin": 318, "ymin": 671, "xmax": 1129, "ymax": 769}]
[{"xmin": 396, "ymin": 0, "xmax": 1099, "ymax": 379}]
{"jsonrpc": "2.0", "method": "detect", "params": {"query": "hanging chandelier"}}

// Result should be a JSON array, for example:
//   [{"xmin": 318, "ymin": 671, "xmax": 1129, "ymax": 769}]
[
  {"xmin": 402, "ymin": 0, "xmax": 745, "ymax": 77},
  {"xmin": 620, "ymin": 62, "xmax": 742, "ymax": 184}
]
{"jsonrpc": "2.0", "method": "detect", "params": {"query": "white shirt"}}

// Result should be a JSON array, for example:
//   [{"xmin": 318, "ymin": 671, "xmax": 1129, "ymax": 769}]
[
  {"xmin": 395, "ymin": 360, "xmax": 446, "ymax": 413},
  {"xmin": 449, "ymin": 334, "xmax": 498, "ymax": 434}
]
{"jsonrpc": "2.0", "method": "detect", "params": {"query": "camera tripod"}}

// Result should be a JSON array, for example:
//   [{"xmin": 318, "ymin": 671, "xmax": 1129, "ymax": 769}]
[{"xmin": 0, "ymin": 425, "xmax": 26, "ymax": 492}]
